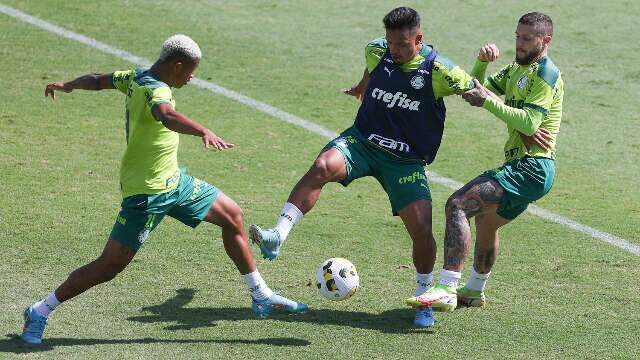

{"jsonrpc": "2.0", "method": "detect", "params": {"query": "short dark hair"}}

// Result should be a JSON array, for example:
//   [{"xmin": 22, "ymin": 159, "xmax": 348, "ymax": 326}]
[
  {"xmin": 519, "ymin": 12, "xmax": 553, "ymax": 36},
  {"xmin": 383, "ymin": 7, "xmax": 420, "ymax": 31}
]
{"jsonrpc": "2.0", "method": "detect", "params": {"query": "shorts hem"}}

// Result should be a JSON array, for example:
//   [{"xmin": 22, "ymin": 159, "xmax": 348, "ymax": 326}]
[
  {"xmin": 392, "ymin": 195, "xmax": 432, "ymax": 216},
  {"xmin": 189, "ymin": 190, "xmax": 220, "ymax": 228},
  {"xmin": 109, "ymin": 235, "xmax": 142, "ymax": 252},
  {"xmin": 323, "ymin": 145, "xmax": 351, "ymax": 187},
  {"xmin": 482, "ymin": 170, "xmax": 528, "ymax": 221},
  {"xmin": 495, "ymin": 208, "xmax": 522, "ymax": 221}
]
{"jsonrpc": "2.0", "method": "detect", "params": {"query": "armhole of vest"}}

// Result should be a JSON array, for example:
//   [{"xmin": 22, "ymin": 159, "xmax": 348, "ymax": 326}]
[
  {"xmin": 422, "ymin": 45, "xmax": 436, "ymax": 63},
  {"xmin": 366, "ymin": 38, "xmax": 388, "ymax": 73},
  {"xmin": 434, "ymin": 54, "xmax": 455, "ymax": 71},
  {"xmin": 370, "ymin": 47, "xmax": 389, "ymax": 73}
]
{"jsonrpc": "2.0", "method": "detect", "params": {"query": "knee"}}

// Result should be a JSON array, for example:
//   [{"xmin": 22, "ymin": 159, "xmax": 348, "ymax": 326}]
[
  {"xmin": 310, "ymin": 156, "xmax": 338, "ymax": 181},
  {"xmin": 413, "ymin": 229, "xmax": 435, "ymax": 244},
  {"xmin": 410, "ymin": 217, "xmax": 434, "ymax": 240},
  {"xmin": 100, "ymin": 270, "xmax": 118, "ymax": 283},
  {"xmin": 445, "ymin": 194, "xmax": 464, "ymax": 215},
  {"xmin": 229, "ymin": 206, "xmax": 245, "ymax": 230},
  {"xmin": 221, "ymin": 204, "xmax": 245, "ymax": 231}
]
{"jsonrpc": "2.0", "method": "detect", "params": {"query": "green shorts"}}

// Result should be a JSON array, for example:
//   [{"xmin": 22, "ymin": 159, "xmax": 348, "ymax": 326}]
[
  {"xmin": 110, "ymin": 167, "xmax": 219, "ymax": 251},
  {"xmin": 323, "ymin": 127, "xmax": 431, "ymax": 215},
  {"xmin": 483, "ymin": 156, "xmax": 556, "ymax": 220}
]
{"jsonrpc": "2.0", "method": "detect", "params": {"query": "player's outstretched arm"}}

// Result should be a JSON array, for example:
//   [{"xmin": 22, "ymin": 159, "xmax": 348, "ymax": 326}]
[
  {"xmin": 44, "ymin": 73, "xmax": 114, "ymax": 100},
  {"xmin": 461, "ymin": 79, "xmax": 502, "ymax": 106},
  {"xmin": 342, "ymin": 67, "xmax": 370, "ymax": 101},
  {"xmin": 152, "ymin": 103, "xmax": 234, "ymax": 151},
  {"xmin": 461, "ymin": 79, "xmax": 544, "ymax": 136}
]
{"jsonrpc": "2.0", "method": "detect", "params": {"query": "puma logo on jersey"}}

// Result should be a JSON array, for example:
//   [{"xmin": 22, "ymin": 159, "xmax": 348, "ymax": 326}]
[
  {"xmin": 371, "ymin": 88, "xmax": 420, "ymax": 110},
  {"xmin": 384, "ymin": 66, "xmax": 395, "ymax": 77}
]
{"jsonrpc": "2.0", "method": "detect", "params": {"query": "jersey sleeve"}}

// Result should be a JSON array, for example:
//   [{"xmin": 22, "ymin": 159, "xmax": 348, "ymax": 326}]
[
  {"xmin": 483, "ymin": 98, "xmax": 545, "ymax": 136},
  {"xmin": 365, "ymin": 38, "xmax": 387, "ymax": 73},
  {"xmin": 481, "ymin": 65, "xmax": 556, "ymax": 136},
  {"xmin": 148, "ymin": 86, "xmax": 174, "ymax": 121},
  {"xmin": 485, "ymin": 63, "xmax": 512, "ymax": 95},
  {"xmin": 470, "ymin": 60, "xmax": 494, "ymax": 90},
  {"xmin": 150, "ymin": 86, "xmax": 172, "ymax": 107},
  {"xmin": 431, "ymin": 55, "xmax": 474, "ymax": 98},
  {"xmin": 111, "ymin": 69, "xmax": 136, "ymax": 94}
]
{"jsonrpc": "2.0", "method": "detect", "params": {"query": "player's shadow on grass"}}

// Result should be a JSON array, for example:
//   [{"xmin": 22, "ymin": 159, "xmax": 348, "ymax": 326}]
[
  {"xmin": 128, "ymin": 288, "xmax": 433, "ymax": 334},
  {"xmin": 0, "ymin": 334, "xmax": 309, "ymax": 354}
]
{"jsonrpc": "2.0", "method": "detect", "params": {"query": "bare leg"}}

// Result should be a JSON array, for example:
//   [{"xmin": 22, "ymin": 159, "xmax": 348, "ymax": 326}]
[
  {"xmin": 203, "ymin": 192, "xmax": 255, "ymax": 275},
  {"xmin": 286, "ymin": 148, "xmax": 347, "ymax": 214},
  {"xmin": 473, "ymin": 212, "xmax": 510, "ymax": 274},
  {"xmin": 203, "ymin": 193, "xmax": 308, "ymax": 313},
  {"xmin": 443, "ymin": 176, "xmax": 504, "ymax": 272},
  {"xmin": 399, "ymin": 200, "xmax": 436, "ymax": 274},
  {"xmin": 54, "ymin": 239, "xmax": 136, "ymax": 302}
]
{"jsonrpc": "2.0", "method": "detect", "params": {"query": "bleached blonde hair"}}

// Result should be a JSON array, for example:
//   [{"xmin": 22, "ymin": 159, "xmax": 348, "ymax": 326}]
[{"xmin": 158, "ymin": 34, "xmax": 202, "ymax": 62}]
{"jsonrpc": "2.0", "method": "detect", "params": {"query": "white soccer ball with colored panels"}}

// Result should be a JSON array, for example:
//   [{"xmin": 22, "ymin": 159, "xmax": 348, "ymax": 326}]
[{"xmin": 315, "ymin": 258, "xmax": 359, "ymax": 301}]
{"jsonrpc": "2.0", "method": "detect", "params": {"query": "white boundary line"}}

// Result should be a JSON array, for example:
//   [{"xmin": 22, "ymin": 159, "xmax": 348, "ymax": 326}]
[{"xmin": 2, "ymin": 3, "xmax": 638, "ymax": 256}]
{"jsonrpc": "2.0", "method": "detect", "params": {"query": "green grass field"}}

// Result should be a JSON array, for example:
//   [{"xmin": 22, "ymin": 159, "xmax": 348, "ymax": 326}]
[{"xmin": 1, "ymin": 0, "xmax": 639, "ymax": 358}]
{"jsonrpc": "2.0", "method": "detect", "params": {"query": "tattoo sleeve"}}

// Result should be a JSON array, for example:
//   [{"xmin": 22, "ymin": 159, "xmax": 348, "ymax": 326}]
[
  {"xmin": 474, "ymin": 247, "xmax": 497, "ymax": 273},
  {"xmin": 443, "ymin": 177, "xmax": 504, "ymax": 270},
  {"xmin": 478, "ymin": 181, "xmax": 503, "ymax": 203}
]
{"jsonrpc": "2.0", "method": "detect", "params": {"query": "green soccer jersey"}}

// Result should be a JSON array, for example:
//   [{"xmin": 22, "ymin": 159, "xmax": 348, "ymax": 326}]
[
  {"xmin": 112, "ymin": 68, "xmax": 180, "ymax": 198},
  {"xmin": 365, "ymin": 38, "xmax": 474, "ymax": 98},
  {"xmin": 472, "ymin": 57, "xmax": 564, "ymax": 161}
]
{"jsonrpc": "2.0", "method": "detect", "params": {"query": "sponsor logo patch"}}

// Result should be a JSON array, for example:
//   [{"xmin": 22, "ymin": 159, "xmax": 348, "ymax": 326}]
[
  {"xmin": 370, "ymin": 88, "xmax": 420, "ymax": 111},
  {"xmin": 398, "ymin": 171, "xmax": 427, "ymax": 184},
  {"xmin": 368, "ymin": 133, "xmax": 410, "ymax": 153}
]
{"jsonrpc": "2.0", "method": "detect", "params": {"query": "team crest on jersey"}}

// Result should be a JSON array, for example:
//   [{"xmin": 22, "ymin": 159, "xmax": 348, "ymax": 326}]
[
  {"xmin": 410, "ymin": 75, "xmax": 425, "ymax": 89},
  {"xmin": 517, "ymin": 75, "xmax": 528, "ymax": 89}
]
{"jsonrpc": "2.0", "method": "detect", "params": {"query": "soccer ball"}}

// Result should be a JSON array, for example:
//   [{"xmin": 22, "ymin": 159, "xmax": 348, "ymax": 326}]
[{"xmin": 315, "ymin": 258, "xmax": 359, "ymax": 301}]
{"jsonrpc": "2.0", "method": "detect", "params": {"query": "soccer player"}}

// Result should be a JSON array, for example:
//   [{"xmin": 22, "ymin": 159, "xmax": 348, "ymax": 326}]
[
  {"xmin": 407, "ymin": 12, "xmax": 563, "ymax": 311},
  {"xmin": 21, "ymin": 35, "xmax": 307, "ymax": 345},
  {"xmin": 249, "ymin": 7, "xmax": 475, "ymax": 327}
]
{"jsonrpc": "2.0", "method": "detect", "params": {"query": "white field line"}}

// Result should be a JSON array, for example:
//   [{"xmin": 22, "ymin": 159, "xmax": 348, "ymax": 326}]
[{"xmin": 2, "ymin": 3, "xmax": 638, "ymax": 256}]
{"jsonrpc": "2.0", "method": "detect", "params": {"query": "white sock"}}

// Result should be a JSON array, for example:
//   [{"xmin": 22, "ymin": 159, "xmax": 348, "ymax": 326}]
[
  {"xmin": 415, "ymin": 271, "xmax": 433, "ymax": 296},
  {"xmin": 243, "ymin": 270, "xmax": 274, "ymax": 301},
  {"xmin": 33, "ymin": 292, "xmax": 61, "ymax": 317},
  {"xmin": 438, "ymin": 269, "xmax": 462, "ymax": 289},
  {"xmin": 274, "ymin": 202, "xmax": 303, "ymax": 240},
  {"xmin": 466, "ymin": 268, "xmax": 491, "ymax": 291}
]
